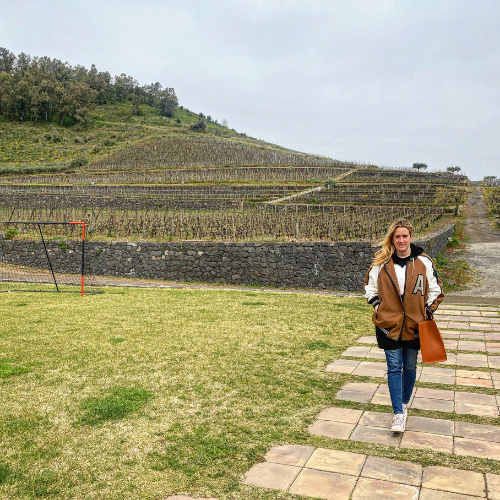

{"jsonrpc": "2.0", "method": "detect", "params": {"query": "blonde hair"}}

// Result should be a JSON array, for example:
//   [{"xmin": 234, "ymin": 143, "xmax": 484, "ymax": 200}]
[{"xmin": 372, "ymin": 219, "xmax": 414, "ymax": 267}]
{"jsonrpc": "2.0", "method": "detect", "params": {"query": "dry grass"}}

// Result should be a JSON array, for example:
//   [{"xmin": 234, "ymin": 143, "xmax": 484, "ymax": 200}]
[
  {"xmin": 1, "ymin": 287, "xmax": 497, "ymax": 499},
  {"xmin": 0, "ymin": 288, "xmax": 368, "ymax": 499}
]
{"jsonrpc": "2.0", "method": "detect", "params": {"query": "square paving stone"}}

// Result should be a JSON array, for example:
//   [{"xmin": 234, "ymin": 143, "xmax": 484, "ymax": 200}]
[
  {"xmin": 456, "ymin": 369, "xmax": 492, "ymax": 379},
  {"xmin": 400, "ymin": 431, "xmax": 453, "ymax": 454},
  {"xmin": 357, "ymin": 336, "xmax": 377, "ymax": 344},
  {"xmin": 411, "ymin": 397, "xmax": 455, "ymax": 413},
  {"xmin": 370, "ymin": 393, "xmax": 392, "ymax": 406},
  {"xmin": 342, "ymin": 382, "xmax": 380, "ymax": 393},
  {"xmin": 489, "ymin": 358, "xmax": 500, "ymax": 369},
  {"xmin": 243, "ymin": 462, "xmax": 301, "ymax": 490},
  {"xmin": 350, "ymin": 425, "xmax": 402, "ymax": 447},
  {"xmin": 419, "ymin": 487, "xmax": 485, "ymax": 499},
  {"xmin": 326, "ymin": 359, "xmax": 360, "ymax": 374},
  {"xmin": 455, "ymin": 401, "xmax": 499, "ymax": 417},
  {"xmin": 442, "ymin": 332, "xmax": 461, "ymax": 339},
  {"xmin": 486, "ymin": 473, "xmax": 500, "ymax": 500},
  {"xmin": 305, "ymin": 448, "xmax": 366, "ymax": 476},
  {"xmin": 455, "ymin": 421, "xmax": 500, "ymax": 443},
  {"xmin": 469, "ymin": 324, "xmax": 492, "ymax": 330},
  {"xmin": 455, "ymin": 391, "xmax": 497, "ymax": 405},
  {"xmin": 336, "ymin": 390, "xmax": 373, "ymax": 404},
  {"xmin": 454, "ymin": 437, "xmax": 500, "ymax": 460},
  {"xmin": 419, "ymin": 374, "xmax": 456, "ymax": 384},
  {"xmin": 456, "ymin": 377, "xmax": 493, "ymax": 388},
  {"xmin": 458, "ymin": 341, "xmax": 486, "ymax": 351},
  {"xmin": 415, "ymin": 387, "xmax": 455, "ymax": 401},
  {"xmin": 351, "ymin": 367, "xmax": 388, "ymax": 378},
  {"xmin": 358, "ymin": 411, "xmax": 393, "ymax": 429},
  {"xmin": 405, "ymin": 415, "xmax": 454, "ymax": 436},
  {"xmin": 308, "ymin": 420, "xmax": 356, "ymax": 439},
  {"xmin": 458, "ymin": 353, "xmax": 489, "ymax": 361},
  {"xmin": 360, "ymin": 456, "xmax": 422, "ymax": 486},
  {"xmin": 327, "ymin": 359, "xmax": 361, "ymax": 367},
  {"xmin": 289, "ymin": 468, "xmax": 357, "ymax": 500},
  {"xmin": 421, "ymin": 366, "xmax": 456, "ymax": 376},
  {"xmin": 458, "ymin": 359, "xmax": 489, "ymax": 368},
  {"xmin": 350, "ymin": 477, "xmax": 420, "ymax": 499},
  {"xmin": 444, "ymin": 341, "xmax": 459, "ymax": 349},
  {"xmin": 343, "ymin": 346, "xmax": 371, "ymax": 357},
  {"xmin": 366, "ymin": 351, "xmax": 386, "ymax": 360},
  {"xmin": 462, "ymin": 333, "xmax": 486, "ymax": 339},
  {"xmin": 422, "ymin": 465, "xmax": 486, "ymax": 497},
  {"xmin": 316, "ymin": 407, "xmax": 363, "ymax": 424},
  {"xmin": 265, "ymin": 445, "xmax": 315, "ymax": 466}
]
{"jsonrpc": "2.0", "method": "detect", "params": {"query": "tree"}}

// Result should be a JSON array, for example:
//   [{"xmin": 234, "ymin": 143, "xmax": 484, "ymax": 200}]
[
  {"xmin": 0, "ymin": 47, "xmax": 16, "ymax": 73},
  {"xmin": 483, "ymin": 187, "xmax": 500, "ymax": 216},
  {"xmin": 483, "ymin": 176, "xmax": 499, "ymax": 187},
  {"xmin": 157, "ymin": 87, "xmax": 177, "ymax": 117},
  {"xmin": 412, "ymin": 163, "xmax": 428, "ymax": 171},
  {"xmin": 446, "ymin": 166, "xmax": 461, "ymax": 174},
  {"xmin": 0, "ymin": 47, "xmax": 178, "ymax": 125},
  {"xmin": 435, "ymin": 187, "xmax": 468, "ymax": 216},
  {"xmin": 190, "ymin": 118, "xmax": 206, "ymax": 132}
]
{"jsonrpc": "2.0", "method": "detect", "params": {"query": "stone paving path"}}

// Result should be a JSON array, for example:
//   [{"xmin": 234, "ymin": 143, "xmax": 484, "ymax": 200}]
[
  {"xmin": 335, "ymin": 382, "xmax": 500, "ymax": 417},
  {"xmin": 328, "ymin": 359, "xmax": 500, "ymax": 387},
  {"xmin": 308, "ymin": 407, "xmax": 500, "ymax": 459},
  {"xmin": 244, "ymin": 302, "xmax": 500, "ymax": 499},
  {"xmin": 341, "ymin": 345, "xmax": 500, "ymax": 367},
  {"xmin": 244, "ymin": 443, "xmax": 500, "ymax": 499}
]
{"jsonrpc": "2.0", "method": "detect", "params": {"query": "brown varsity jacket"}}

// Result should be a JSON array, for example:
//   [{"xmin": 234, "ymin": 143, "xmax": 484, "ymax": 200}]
[{"xmin": 364, "ymin": 247, "xmax": 444, "ymax": 342}]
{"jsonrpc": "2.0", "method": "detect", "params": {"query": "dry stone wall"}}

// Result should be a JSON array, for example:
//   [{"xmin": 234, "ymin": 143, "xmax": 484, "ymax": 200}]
[{"xmin": 0, "ymin": 224, "xmax": 454, "ymax": 292}]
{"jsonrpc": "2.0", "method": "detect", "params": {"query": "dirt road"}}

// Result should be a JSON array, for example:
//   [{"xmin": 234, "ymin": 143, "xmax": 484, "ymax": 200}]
[{"xmin": 447, "ymin": 185, "xmax": 500, "ymax": 302}]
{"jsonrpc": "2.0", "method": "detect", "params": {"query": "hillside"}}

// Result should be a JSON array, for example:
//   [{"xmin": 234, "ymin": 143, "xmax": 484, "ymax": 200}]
[
  {"xmin": 0, "ymin": 50, "xmax": 469, "ymax": 243},
  {"xmin": 0, "ymin": 101, "xmax": 335, "ymax": 175},
  {"xmin": 0, "ymin": 102, "xmax": 468, "ymax": 243}
]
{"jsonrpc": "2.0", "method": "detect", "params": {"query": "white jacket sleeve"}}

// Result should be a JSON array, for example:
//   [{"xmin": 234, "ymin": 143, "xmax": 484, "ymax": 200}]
[
  {"xmin": 364, "ymin": 266, "xmax": 381, "ymax": 306},
  {"xmin": 423, "ymin": 256, "xmax": 443, "ymax": 308}
]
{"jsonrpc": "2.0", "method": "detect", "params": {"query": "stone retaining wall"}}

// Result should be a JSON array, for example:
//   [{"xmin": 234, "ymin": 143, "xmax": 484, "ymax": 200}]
[{"xmin": 0, "ymin": 224, "xmax": 454, "ymax": 292}]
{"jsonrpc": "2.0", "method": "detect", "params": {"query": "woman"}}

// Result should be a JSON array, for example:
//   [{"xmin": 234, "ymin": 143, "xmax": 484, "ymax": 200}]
[{"xmin": 364, "ymin": 219, "xmax": 444, "ymax": 433}]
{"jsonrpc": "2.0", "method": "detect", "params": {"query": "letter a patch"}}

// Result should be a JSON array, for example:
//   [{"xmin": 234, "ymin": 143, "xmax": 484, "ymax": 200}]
[{"xmin": 412, "ymin": 274, "xmax": 424, "ymax": 295}]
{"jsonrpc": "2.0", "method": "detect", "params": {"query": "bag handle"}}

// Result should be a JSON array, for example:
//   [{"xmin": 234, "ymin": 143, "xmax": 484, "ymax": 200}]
[{"xmin": 425, "ymin": 306, "xmax": 434, "ymax": 320}]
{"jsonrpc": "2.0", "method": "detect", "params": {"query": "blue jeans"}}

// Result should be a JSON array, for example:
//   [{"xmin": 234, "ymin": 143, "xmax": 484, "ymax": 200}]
[{"xmin": 384, "ymin": 348, "xmax": 418, "ymax": 414}]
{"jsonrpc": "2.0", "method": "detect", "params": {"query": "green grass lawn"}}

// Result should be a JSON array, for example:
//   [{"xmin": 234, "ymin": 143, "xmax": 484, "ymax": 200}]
[
  {"xmin": 0, "ymin": 288, "xmax": 370, "ymax": 500},
  {"xmin": 2, "ymin": 288, "xmax": 498, "ymax": 500}
]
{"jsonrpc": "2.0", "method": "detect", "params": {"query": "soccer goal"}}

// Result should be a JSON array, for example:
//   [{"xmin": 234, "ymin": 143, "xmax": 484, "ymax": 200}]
[{"xmin": 0, "ymin": 221, "xmax": 103, "ymax": 295}]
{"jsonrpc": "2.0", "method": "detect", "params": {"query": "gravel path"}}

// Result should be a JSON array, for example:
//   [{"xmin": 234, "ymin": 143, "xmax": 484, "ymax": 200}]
[{"xmin": 448, "ymin": 185, "xmax": 500, "ymax": 302}]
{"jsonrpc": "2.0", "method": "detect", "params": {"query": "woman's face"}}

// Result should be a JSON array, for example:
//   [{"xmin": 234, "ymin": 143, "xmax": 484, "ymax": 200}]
[{"xmin": 392, "ymin": 227, "xmax": 412, "ymax": 256}]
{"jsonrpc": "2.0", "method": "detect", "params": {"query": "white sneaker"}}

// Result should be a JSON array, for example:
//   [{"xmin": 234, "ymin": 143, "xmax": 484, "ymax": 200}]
[
  {"xmin": 402, "ymin": 404, "xmax": 408, "ymax": 428},
  {"xmin": 391, "ymin": 413, "xmax": 405, "ymax": 433}
]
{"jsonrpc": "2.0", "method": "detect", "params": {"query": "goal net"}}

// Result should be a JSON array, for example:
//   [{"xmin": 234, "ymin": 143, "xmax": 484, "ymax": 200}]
[{"xmin": 0, "ymin": 221, "xmax": 103, "ymax": 295}]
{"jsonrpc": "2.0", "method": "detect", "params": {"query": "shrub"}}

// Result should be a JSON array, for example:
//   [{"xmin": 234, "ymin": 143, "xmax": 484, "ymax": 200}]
[{"xmin": 4, "ymin": 228, "xmax": 20, "ymax": 240}]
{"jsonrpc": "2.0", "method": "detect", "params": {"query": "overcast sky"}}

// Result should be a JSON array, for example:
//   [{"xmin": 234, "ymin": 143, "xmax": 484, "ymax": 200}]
[{"xmin": 2, "ymin": 0, "xmax": 499, "ymax": 180}]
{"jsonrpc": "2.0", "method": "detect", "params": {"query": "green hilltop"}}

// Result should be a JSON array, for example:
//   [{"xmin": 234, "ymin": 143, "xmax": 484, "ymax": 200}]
[{"xmin": 0, "ymin": 46, "xmax": 336, "ymax": 174}]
